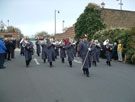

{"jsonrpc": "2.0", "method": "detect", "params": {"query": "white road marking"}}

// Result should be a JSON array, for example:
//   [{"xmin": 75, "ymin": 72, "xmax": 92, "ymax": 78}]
[
  {"xmin": 15, "ymin": 48, "xmax": 20, "ymax": 51},
  {"xmin": 34, "ymin": 58, "xmax": 40, "ymax": 65},
  {"xmin": 74, "ymin": 59, "xmax": 82, "ymax": 64}
]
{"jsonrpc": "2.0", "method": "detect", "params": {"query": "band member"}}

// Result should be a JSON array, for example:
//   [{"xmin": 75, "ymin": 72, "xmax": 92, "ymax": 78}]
[
  {"xmin": 59, "ymin": 40, "xmax": 66, "ymax": 63},
  {"xmin": 95, "ymin": 40, "xmax": 101, "ymax": 62},
  {"xmin": 41, "ymin": 39, "xmax": 48, "ymax": 63},
  {"xmin": 20, "ymin": 38, "xmax": 25, "ymax": 56},
  {"xmin": 35, "ymin": 38, "xmax": 41, "ymax": 56},
  {"xmin": 105, "ymin": 42, "xmax": 112, "ymax": 66},
  {"xmin": 46, "ymin": 39, "xmax": 55, "ymax": 67},
  {"xmin": 65, "ymin": 40, "xmax": 74, "ymax": 67},
  {"xmin": 54, "ymin": 40, "xmax": 59, "ymax": 59},
  {"xmin": 79, "ymin": 35, "xmax": 92, "ymax": 77},
  {"xmin": 52, "ymin": 41, "xmax": 56, "ymax": 62},
  {"xmin": 91, "ymin": 41, "xmax": 97, "ymax": 67},
  {"xmin": 78, "ymin": 39, "xmax": 83, "ymax": 58},
  {"xmin": 71, "ymin": 41, "xmax": 77, "ymax": 57},
  {"xmin": 24, "ymin": 37, "xmax": 33, "ymax": 67}
]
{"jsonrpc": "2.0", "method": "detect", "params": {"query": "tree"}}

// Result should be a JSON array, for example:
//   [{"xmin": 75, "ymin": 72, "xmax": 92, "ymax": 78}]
[
  {"xmin": 7, "ymin": 26, "xmax": 24, "ymax": 38},
  {"xmin": 75, "ymin": 3, "xmax": 105, "ymax": 41},
  {"xmin": 35, "ymin": 31, "xmax": 50, "ymax": 38}
]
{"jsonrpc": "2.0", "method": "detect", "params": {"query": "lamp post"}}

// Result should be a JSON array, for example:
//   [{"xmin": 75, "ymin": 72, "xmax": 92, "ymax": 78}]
[
  {"xmin": 54, "ymin": 10, "xmax": 60, "ymax": 35},
  {"xmin": 7, "ymin": 20, "xmax": 9, "ymax": 26},
  {"xmin": 62, "ymin": 20, "xmax": 65, "ymax": 32},
  {"xmin": 116, "ymin": 0, "xmax": 123, "ymax": 10}
]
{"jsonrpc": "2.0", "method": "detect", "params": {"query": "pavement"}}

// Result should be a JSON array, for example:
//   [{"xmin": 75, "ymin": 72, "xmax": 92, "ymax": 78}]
[{"xmin": 0, "ymin": 50, "xmax": 135, "ymax": 102}]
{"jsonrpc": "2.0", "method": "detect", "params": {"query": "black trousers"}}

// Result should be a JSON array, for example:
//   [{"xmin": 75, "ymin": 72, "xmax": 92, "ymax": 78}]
[
  {"xmin": 26, "ymin": 58, "xmax": 32, "ymax": 67},
  {"xmin": 62, "ymin": 58, "xmax": 64, "ymax": 63},
  {"xmin": 11, "ymin": 49, "xmax": 15, "ymax": 58},
  {"xmin": 0, "ymin": 53, "xmax": 5, "ymax": 68},
  {"xmin": 7, "ymin": 51, "xmax": 11, "ymax": 60}
]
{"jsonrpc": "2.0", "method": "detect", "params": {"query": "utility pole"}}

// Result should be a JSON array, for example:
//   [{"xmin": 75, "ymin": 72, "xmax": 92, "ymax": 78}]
[
  {"xmin": 54, "ymin": 10, "xmax": 60, "ymax": 35},
  {"xmin": 116, "ymin": 0, "xmax": 123, "ymax": 10}
]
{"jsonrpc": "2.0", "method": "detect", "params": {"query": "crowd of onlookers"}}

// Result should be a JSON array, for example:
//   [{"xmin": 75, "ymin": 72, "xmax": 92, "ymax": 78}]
[{"xmin": 0, "ymin": 37, "xmax": 17, "ymax": 69}]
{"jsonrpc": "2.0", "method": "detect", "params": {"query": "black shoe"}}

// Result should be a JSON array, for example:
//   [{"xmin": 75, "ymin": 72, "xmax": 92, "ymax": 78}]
[
  {"xmin": 50, "ymin": 62, "xmax": 52, "ymax": 67},
  {"xmin": 86, "ymin": 69, "xmax": 89, "ymax": 77},
  {"xmin": 62, "ymin": 58, "xmax": 64, "ymax": 63},
  {"xmin": 44, "ymin": 59, "xmax": 46, "ymax": 63},
  {"xmin": 26, "ymin": 61, "xmax": 29, "ymax": 67},
  {"xmin": 83, "ymin": 68, "xmax": 86, "ymax": 75},
  {"xmin": 108, "ymin": 62, "xmax": 111, "ymax": 66},
  {"xmin": 83, "ymin": 71, "xmax": 86, "ymax": 75},
  {"xmin": 106, "ymin": 61, "xmax": 109, "ymax": 65},
  {"xmin": 86, "ymin": 74, "xmax": 89, "ymax": 77},
  {"xmin": 69, "ymin": 61, "xmax": 72, "ymax": 67}
]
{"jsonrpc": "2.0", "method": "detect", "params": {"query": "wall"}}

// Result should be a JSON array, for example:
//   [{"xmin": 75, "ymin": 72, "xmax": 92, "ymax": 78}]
[
  {"xmin": 101, "ymin": 9, "xmax": 135, "ymax": 28},
  {"xmin": 55, "ymin": 26, "xmax": 75, "ymax": 40}
]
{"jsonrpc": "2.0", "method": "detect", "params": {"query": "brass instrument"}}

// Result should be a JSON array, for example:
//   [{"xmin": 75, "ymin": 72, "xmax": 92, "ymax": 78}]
[{"xmin": 20, "ymin": 38, "xmax": 28, "ymax": 47}]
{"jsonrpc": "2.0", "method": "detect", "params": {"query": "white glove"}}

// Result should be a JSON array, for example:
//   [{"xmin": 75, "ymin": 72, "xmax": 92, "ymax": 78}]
[{"xmin": 88, "ymin": 48, "xmax": 91, "ymax": 51}]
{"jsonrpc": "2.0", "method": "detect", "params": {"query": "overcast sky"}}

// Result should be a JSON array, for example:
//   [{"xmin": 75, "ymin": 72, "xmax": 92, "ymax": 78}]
[{"xmin": 0, "ymin": 0, "xmax": 134, "ymax": 37}]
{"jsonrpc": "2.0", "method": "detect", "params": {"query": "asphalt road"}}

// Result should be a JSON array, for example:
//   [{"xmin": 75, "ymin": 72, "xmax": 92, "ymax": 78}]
[{"xmin": 0, "ymin": 50, "xmax": 135, "ymax": 102}]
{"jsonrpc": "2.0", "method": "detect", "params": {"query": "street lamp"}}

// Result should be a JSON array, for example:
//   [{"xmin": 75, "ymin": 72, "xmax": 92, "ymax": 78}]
[
  {"xmin": 116, "ymin": 0, "xmax": 123, "ymax": 10},
  {"xmin": 54, "ymin": 10, "xmax": 60, "ymax": 35},
  {"xmin": 101, "ymin": 2, "xmax": 105, "ymax": 9},
  {"xmin": 62, "ymin": 20, "xmax": 65, "ymax": 32},
  {"xmin": 7, "ymin": 20, "xmax": 9, "ymax": 26}
]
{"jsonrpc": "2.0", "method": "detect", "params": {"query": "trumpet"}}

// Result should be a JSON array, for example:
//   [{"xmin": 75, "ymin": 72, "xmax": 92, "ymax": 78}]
[{"xmin": 22, "ymin": 40, "xmax": 28, "ymax": 47}]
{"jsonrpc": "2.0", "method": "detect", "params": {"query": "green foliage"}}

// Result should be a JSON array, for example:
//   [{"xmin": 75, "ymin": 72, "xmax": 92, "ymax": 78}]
[
  {"xmin": 126, "ymin": 27, "xmax": 135, "ymax": 64},
  {"xmin": 131, "ymin": 54, "xmax": 135, "ymax": 64},
  {"xmin": 7, "ymin": 26, "xmax": 24, "ymax": 38},
  {"xmin": 19, "ymin": 33, "xmax": 24, "ymax": 38},
  {"xmin": 93, "ymin": 28, "xmax": 128, "ymax": 43},
  {"xmin": 75, "ymin": 3, "xmax": 105, "ymax": 41}
]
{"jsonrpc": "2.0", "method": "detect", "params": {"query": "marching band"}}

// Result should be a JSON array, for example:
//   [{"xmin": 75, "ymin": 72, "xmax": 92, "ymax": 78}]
[{"xmin": 17, "ymin": 35, "xmax": 113, "ymax": 77}]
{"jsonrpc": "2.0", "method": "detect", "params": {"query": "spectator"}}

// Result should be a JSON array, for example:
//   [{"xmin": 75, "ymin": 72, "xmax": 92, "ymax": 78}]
[
  {"xmin": 117, "ymin": 40, "xmax": 123, "ymax": 62},
  {"xmin": 0, "ymin": 37, "xmax": 7, "ymax": 69}
]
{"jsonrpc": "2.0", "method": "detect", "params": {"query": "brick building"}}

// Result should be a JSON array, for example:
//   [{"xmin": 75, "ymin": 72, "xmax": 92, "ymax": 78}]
[
  {"xmin": 0, "ymin": 32, "xmax": 19, "ymax": 40},
  {"xmin": 0, "ymin": 21, "xmax": 20, "ymax": 40},
  {"xmin": 55, "ymin": 8, "xmax": 135, "ymax": 40},
  {"xmin": 55, "ymin": 26, "xmax": 75, "ymax": 40}
]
